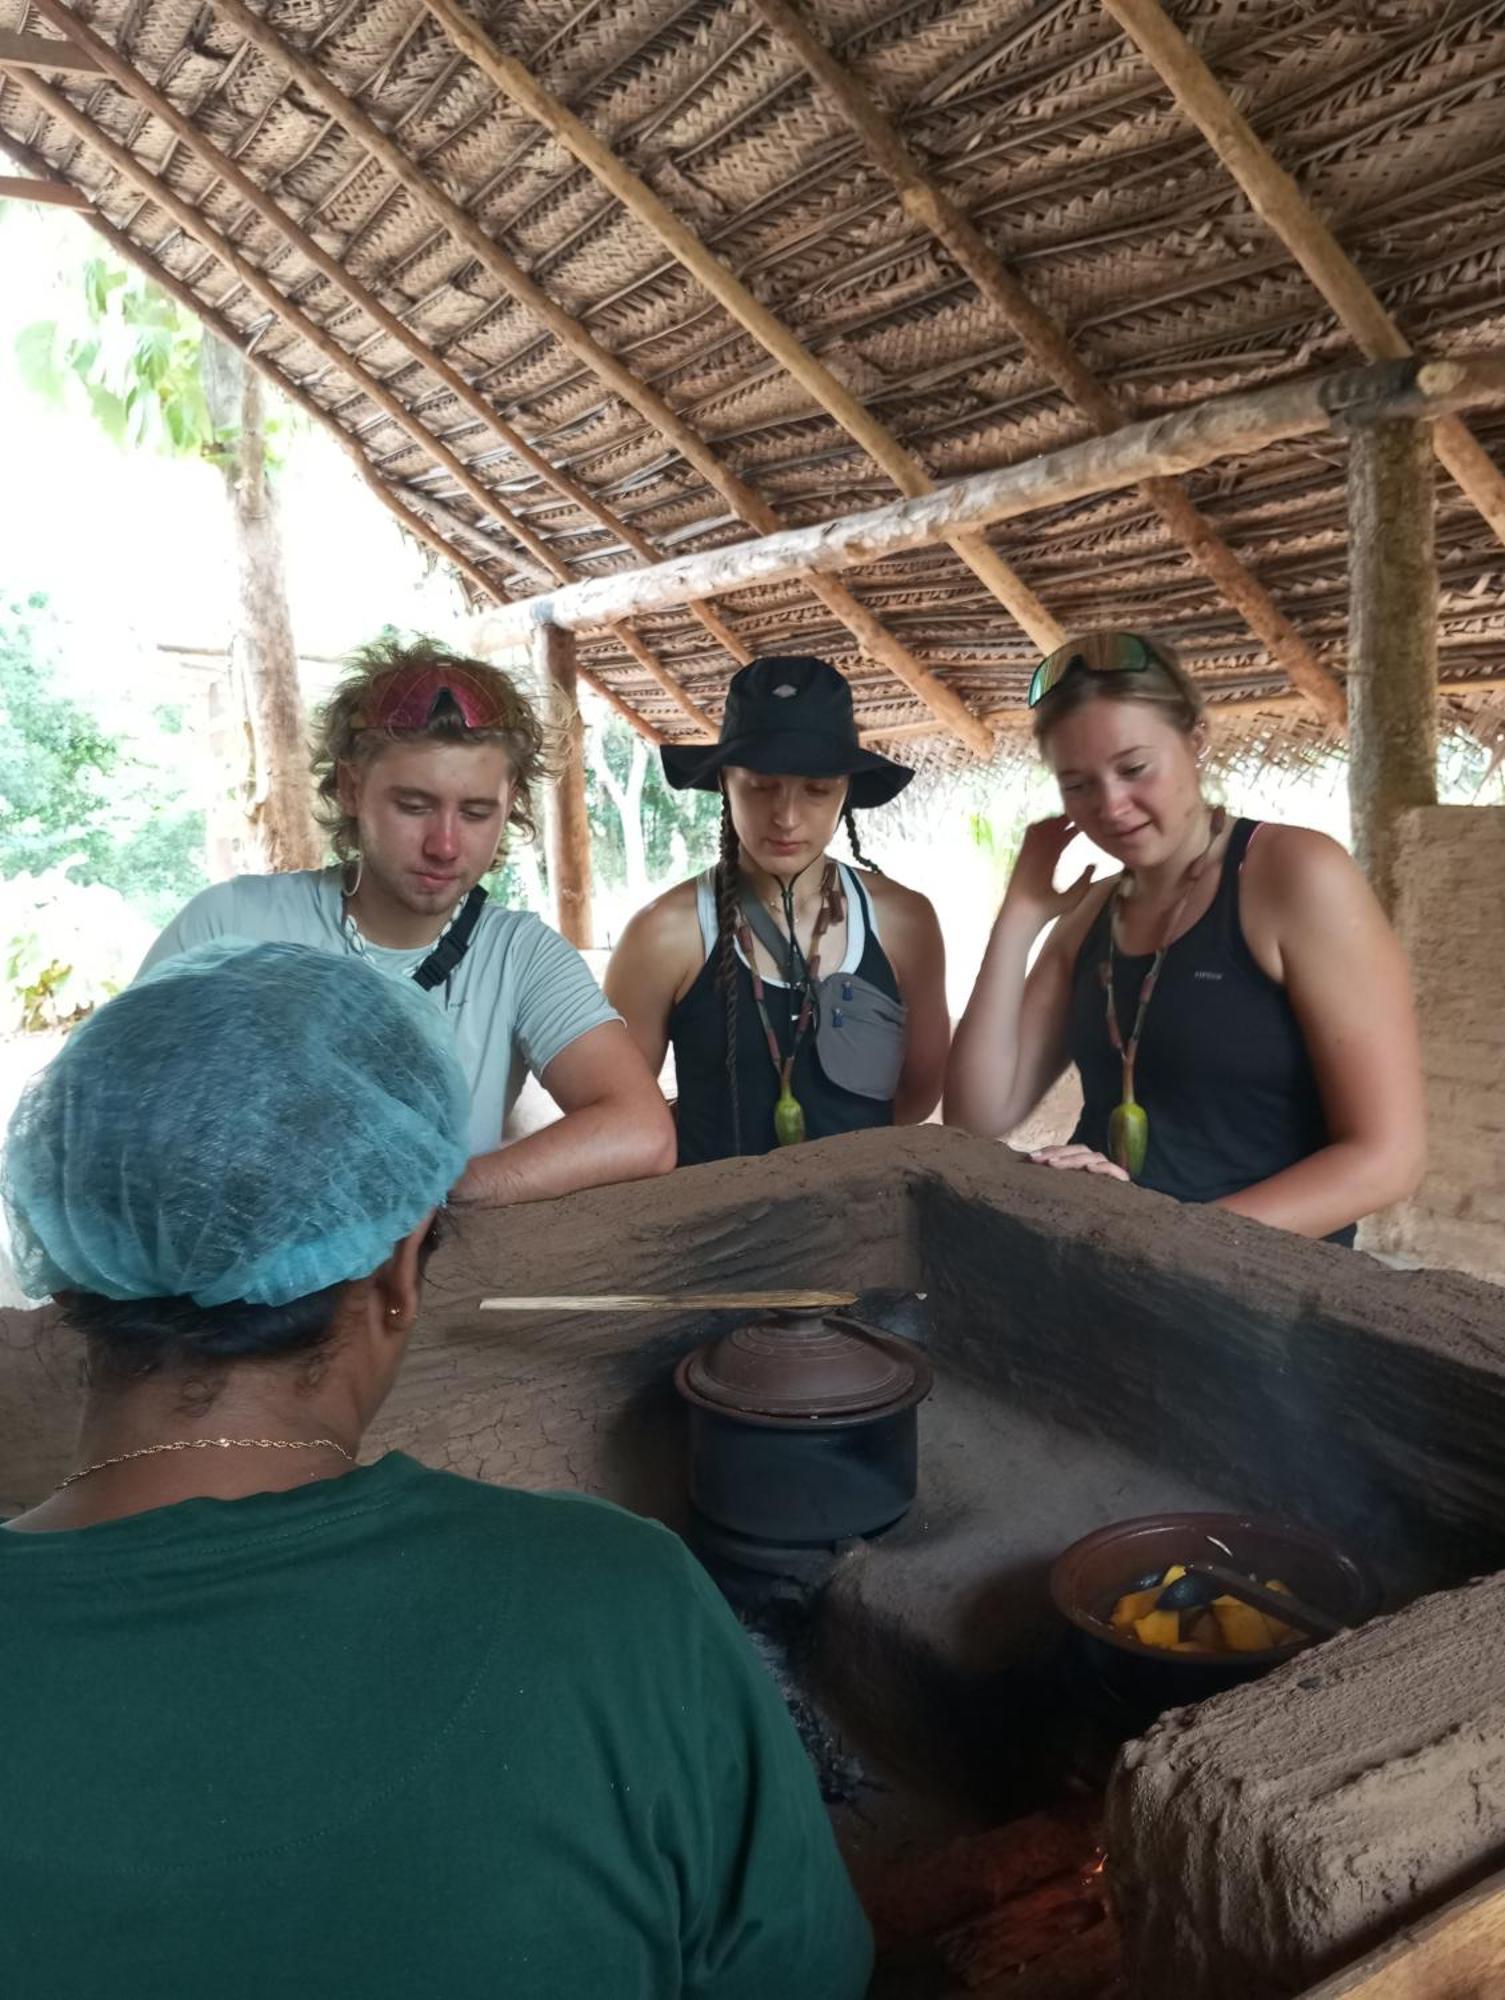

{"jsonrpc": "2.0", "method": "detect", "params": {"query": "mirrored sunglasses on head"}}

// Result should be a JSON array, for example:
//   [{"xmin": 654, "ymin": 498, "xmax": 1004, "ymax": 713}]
[
  {"xmin": 355, "ymin": 663, "xmax": 509, "ymax": 733},
  {"xmin": 1027, "ymin": 631, "xmax": 1166, "ymax": 709}
]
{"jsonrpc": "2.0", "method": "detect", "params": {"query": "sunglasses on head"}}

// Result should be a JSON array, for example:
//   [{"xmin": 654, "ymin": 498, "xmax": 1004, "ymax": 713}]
[
  {"xmin": 354, "ymin": 662, "xmax": 511, "ymax": 734},
  {"xmin": 1027, "ymin": 631, "xmax": 1169, "ymax": 709}
]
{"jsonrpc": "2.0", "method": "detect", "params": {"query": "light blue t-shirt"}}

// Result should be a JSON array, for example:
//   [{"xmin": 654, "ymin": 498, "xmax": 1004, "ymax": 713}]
[{"xmin": 140, "ymin": 871, "xmax": 619, "ymax": 1159}]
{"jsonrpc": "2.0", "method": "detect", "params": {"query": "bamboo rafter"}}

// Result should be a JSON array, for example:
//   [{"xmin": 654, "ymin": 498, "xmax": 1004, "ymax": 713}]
[
  {"xmin": 748, "ymin": 0, "xmax": 1346, "ymax": 730},
  {"xmin": 1101, "ymin": 0, "xmax": 1505, "ymax": 553},
  {"xmin": 0, "ymin": 126, "xmax": 666, "ymax": 745},
  {"xmin": 27, "ymin": 0, "xmax": 720, "ymax": 737},
  {"xmin": 418, "ymin": 0, "xmax": 1071, "ymax": 661},
  {"xmin": 193, "ymin": 0, "xmax": 994, "ymax": 757}
]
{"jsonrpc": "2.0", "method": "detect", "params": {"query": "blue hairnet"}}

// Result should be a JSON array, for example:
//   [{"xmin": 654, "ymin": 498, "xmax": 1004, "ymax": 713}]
[{"xmin": 2, "ymin": 940, "xmax": 470, "ymax": 1308}]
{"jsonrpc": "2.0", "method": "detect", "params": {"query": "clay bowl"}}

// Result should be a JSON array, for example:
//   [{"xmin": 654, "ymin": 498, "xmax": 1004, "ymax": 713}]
[{"xmin": 1050, "ymin": 1511, "xmax": 1378, "ymax": 1715}]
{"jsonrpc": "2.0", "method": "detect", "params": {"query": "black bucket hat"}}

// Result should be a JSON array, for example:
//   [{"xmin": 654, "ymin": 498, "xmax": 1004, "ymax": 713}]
[{"xmin": 660, "ymin": 656, "xmax": 913, "ymax": 809}]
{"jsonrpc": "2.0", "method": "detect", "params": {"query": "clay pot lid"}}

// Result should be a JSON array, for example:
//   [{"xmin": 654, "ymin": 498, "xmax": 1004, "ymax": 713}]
[{"xmin": 678, "ymin": 1308, "xmax": 925, "ymax": 1419}]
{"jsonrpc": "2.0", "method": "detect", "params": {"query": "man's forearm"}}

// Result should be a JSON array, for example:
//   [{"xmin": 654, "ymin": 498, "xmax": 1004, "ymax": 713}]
[{"xmin": 451, "ymin": 1097, "xmax": 675, "ymax": 1206}]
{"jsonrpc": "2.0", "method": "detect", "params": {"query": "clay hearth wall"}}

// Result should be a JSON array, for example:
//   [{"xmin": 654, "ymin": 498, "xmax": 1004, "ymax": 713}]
[{"xmin": 1366, "ymin": 805, "xmax": 1505, "ymax": 1284}]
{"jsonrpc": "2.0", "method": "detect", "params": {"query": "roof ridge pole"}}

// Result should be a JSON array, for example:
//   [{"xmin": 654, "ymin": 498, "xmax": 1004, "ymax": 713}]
[
  {"xmin": 0, "ymin": 134, "xmax": 665, "ymax": 745},
  {"xmin": 1100, "ymin": 0, "xmax": 1505, "ymax": 550},
  {"xmin": 417, "ymin": 0, "xmax": 1067, "ymax": 657},
  {"xmin": 25, "ymin": 0, "xmax": 721, "ymax": 735},
  {"xmin": 738, "ymin": 0, "xmax": 1345, "ymax": 728},
  {"xmin": 465, "ymin": 359, "xmax": 1505, "ymax": 645},
  {"xmin": 196, "ymin": 0, "xmax": 992, "ymax": 756}
]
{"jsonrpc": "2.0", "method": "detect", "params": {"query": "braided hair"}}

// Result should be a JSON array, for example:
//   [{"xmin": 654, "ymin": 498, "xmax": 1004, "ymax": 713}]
[
  {"xmin": 843, "ymin": 803, "xmax": 883, "ymax": 875},
  {"xmin": 713, "ymin": 794, "xmax": 743, "ymax": 1157}
]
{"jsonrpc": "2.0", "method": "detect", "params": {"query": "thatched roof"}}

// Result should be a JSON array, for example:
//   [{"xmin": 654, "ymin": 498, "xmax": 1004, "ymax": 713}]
[{"xmin": 3, "ymin": 0, "xmax": 1505, "ymax": 760}]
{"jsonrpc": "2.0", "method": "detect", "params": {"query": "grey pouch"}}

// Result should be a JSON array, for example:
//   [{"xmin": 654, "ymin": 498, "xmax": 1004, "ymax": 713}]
[{"xmin": 814, "ymin": 970, "xmax": 907, "ymax": 1101}]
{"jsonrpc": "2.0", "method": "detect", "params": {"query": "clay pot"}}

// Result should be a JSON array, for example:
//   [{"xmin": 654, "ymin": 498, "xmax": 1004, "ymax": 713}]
[
  {"xmin": 1049, "ymin": 1511, "xmax": 1378, "ymax": 1713},
  {"xmin": 674, "ymin": 1309, "xmax": 932, "ymax": 1555}
]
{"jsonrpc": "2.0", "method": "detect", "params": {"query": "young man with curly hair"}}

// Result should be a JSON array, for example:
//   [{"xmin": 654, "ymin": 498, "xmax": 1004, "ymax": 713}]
[{"xmin": 141, "ymin": 636, "xmax": 675, "ymax": 1205}]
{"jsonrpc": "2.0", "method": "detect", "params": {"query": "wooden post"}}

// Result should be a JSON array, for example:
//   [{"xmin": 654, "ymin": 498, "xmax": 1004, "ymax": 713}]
[
  {"xmin": 535, "ymin": 624, "xmax": 594, "ymax": 950},
  {"xmin": 1346, "ymin": 421, "xmax": 1438, "ymax": 914}
]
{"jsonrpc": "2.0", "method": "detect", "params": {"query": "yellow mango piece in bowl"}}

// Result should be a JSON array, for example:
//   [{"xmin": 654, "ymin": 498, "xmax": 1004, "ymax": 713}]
[
  {"xmin": 1111, "ymin": 1587, "xmax": 1162, "ymax": 1629},
  {"xmin": 1133, "ymin": 1609, "xmax": 1181, "ymax": 1650},
  {"xmin": 1212, "ymin": 1596, "xmax": 1278, "ymax": 1653}
]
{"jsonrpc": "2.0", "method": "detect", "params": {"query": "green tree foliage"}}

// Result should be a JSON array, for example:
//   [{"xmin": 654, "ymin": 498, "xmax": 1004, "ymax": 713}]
[{"xmin": 0, "ymin": 592, "xmax": 206, "ymax": 927}]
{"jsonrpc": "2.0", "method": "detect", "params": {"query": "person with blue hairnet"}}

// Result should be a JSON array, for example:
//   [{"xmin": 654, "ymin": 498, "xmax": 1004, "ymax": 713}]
[
  {"xmin": 141, "ymin": 634, "xmax": 675, "ymax": 1204},
  {"xmin": 0, "ymin": 942, "xmax": 872, "ymax": 2000}
]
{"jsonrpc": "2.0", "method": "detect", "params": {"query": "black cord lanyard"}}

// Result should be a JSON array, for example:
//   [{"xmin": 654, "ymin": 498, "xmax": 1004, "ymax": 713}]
[{"xmin": 410, "ymin": 885, "xmax": 488, "ymax": 991}]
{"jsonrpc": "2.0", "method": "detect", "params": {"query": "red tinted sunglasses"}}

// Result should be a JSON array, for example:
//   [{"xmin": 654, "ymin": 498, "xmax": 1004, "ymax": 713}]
[{"xmin": 354, "ymin": 662, "xmax": 511, "ymax": 733}]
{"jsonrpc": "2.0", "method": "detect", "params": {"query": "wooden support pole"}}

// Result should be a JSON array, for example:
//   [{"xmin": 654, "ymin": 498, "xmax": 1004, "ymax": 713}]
[
  {"xmin": 1346, "ymin": 421, "xmax": 1438, "ymax": 915},
  {"xmin": 199, "ymin": 0, "xmax": 990, "ymax": 754},
  {"xmin": 476, "ymin": 355, "xmax": 1505, "ymax": 646},
  {"xmin": 418, "ymin": 0, "xmax": 1068, "ymax": 655},
  {"xmin": 747, "ymin": 0, "xmax": 1343, "ymax": 725},
  {"xmin": 535, "ymin": 624, "xmax": 594, "ymax": 949},
  {"xmin": 1101, "ymin": 0, "xmax": 1505, "ymax": 551}
]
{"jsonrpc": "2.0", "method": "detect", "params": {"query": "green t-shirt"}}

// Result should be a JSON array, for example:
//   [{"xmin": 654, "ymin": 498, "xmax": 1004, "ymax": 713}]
[{"xmin": 0, "ymin": 1454, "xmax": 872, "ymax": 1999}]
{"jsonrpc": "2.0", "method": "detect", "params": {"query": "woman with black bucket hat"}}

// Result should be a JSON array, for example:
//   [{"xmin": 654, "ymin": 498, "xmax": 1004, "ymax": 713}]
[{"xmin": 606, "ymin": 657, "xmax": 950, "ymax": 1164}]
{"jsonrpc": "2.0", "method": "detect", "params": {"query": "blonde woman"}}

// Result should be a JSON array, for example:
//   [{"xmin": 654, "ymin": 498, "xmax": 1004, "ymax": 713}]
[{"xmin": 946, "ymin": 631, "xmax": 1424, "ymax": 1242}]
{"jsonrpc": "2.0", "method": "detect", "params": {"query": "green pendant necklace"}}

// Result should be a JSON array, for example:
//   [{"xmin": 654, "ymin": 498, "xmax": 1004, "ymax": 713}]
[
  {"xmin": 737, "ymin": 864, "xmax": 843, "ymax": 1146},
  {"xmin": 1104, "ymin": 806, "xmax": 1226, "ymax": 1177}
]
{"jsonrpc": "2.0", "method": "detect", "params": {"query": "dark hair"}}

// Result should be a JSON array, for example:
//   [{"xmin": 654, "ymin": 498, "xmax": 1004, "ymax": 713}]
[
  {"xmin": 714, "ymin": 795, "xmax": 744, "ymax": 1157},
  {"xmin": 842, "ymin": 804, "xmax": 882, "ymax": 874},
  {"xmin": 1031, "ymin": 633, "xmax": 1206, "ymax": 749},
  {"xmin": 61, "ymin": 1219, "xmax": 446, "ymax": 1395}
]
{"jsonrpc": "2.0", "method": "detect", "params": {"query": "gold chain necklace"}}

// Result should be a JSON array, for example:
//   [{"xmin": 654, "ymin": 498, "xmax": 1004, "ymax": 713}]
[{"xmin": 56, "ymin": 1437, "xmax": 354, "ymax": 1492}]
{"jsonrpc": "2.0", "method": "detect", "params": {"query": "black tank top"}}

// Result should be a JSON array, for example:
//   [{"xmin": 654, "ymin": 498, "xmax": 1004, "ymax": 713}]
[
  {"xmin": 1068, "ymin": 818, "xmax": 1342, "ymax": 1223},
  {"xmin": 671, "ymin": 867, "xmax": 901, "ymax": 1166}
]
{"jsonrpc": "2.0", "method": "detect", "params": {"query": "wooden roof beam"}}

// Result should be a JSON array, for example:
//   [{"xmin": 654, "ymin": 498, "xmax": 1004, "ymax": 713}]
[
  {"xmin": 198, "ymin": 0, "xmax": 992, "ymax": 757},
  {"xmin": 0, "ymin": 28, "xmax": 100, "ymax": 71},
  {"xmin": 0, "ymin": 133, "xmax": 665, "ymax": 746},
  {"xmin": 473, "ymin": 357, "xmax": 1505, "ymax": 645},
  {"xmin": 744, "ymin": 0, "xmax": 1345, "ymax": 729},
  {"xmin": 1101, "ymin": 0, "xmax": 1505, "ymax": 552},
  {"xmin": 0, "ymin": 171, "xmax": 90, "ymax": 205},
  {"xmin": 27, "ymin": 0, "xmax": 720, "ymax": 736},
  {"xmin": 419, "ymin": 0, "xmax": 1066, "ymax": 660}
]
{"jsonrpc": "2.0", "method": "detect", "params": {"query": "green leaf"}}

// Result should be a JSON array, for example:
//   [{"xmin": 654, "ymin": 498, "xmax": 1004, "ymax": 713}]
[
  {"xmin": 85, "ymin": 381, "xmax": 128, "ymax": 444},
  {"xmin": 13, "ymin": 320, "xmax": 62, "ymax": 401}
]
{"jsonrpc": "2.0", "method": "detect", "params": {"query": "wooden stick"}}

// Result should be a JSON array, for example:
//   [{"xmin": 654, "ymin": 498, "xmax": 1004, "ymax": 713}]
[
  {"xmin": 1102, "ymin": 0, "xmax": 1505, "ymax": 550},
  {"xmin": 747, "ymin": 0, "xmax": 1344, "ymax": 726},
  {"xmin": 200, "ymin": 0, "xmax": 984, "ymax": 754},
  {"xmin": 0, "ymin": 173, "xmax": 91, "ymax": 207},
  {"xmin": 471, "ymin": 356, "xmax": 1505, "ymax": 644},
  {"xmin": 478, "ymin": 1291, "xmax": 860, "ymax": 1311},
  {"xmin": 0, "ymin": 28, "xmax": 100, "ymax": 70},
  {"xmin": 27, "ymin": 0, "xmax": 719, "ymax": 720},
  {"xmin": 418, "ymin": 0, "xmax": 1067, "ymax": 657}
]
